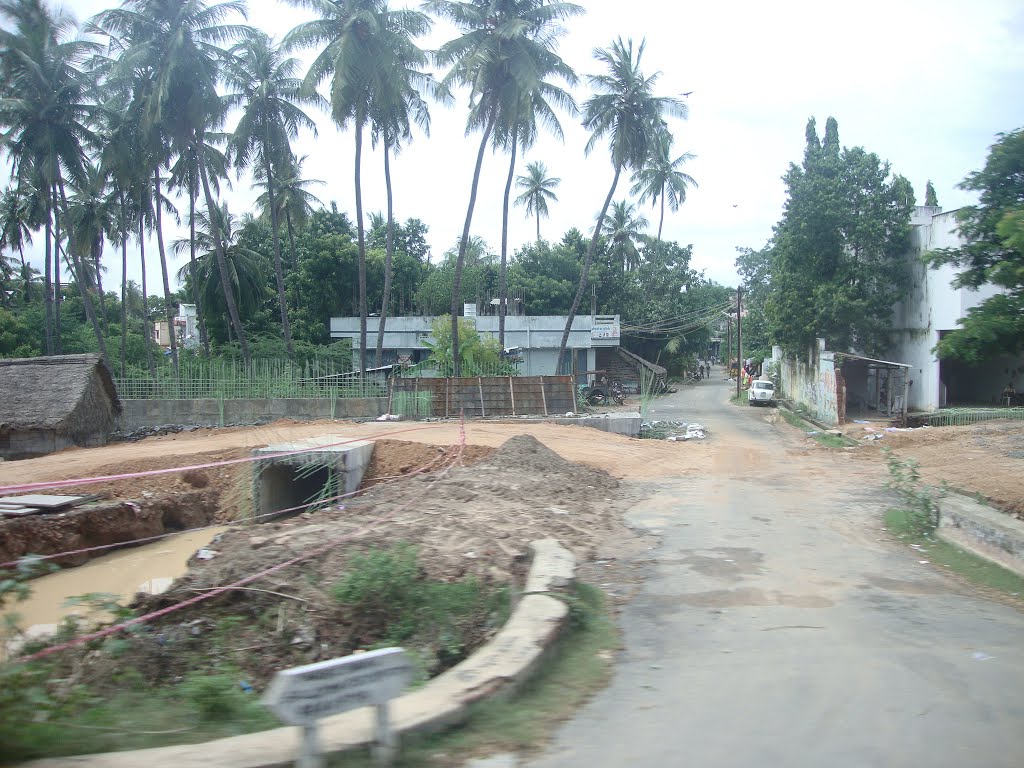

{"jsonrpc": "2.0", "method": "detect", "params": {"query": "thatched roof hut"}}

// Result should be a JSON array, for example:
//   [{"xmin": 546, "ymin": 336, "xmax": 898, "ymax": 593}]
[{"xmin": 0, "ymin": 354, "xmax": 122, "ymax": 460}]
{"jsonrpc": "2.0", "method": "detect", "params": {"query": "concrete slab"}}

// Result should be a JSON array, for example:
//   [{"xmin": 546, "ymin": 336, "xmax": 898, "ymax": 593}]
[
  {"xmin": 548, "ymin": 412, "xmax": 642, "ymax": 438},
  {"xmin": 524, "ymin": 539, "xmax": 575, "ymax": 594},
  {"xmin": 938, "ymin": 493, "xmax": 1024, "ymax": 577},
  {"xmin": 251, "ymin": 437, "xmax": 375, "ymax": 520},
  {"xmin": 0, "ymin": 494, "xmax": 84, "ymax": 508}
]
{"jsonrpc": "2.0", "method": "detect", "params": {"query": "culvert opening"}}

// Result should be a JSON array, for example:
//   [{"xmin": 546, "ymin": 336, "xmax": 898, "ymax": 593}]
[{"xmin": 257, "ymin": 462, "xmax": 336, "ymax": 520}]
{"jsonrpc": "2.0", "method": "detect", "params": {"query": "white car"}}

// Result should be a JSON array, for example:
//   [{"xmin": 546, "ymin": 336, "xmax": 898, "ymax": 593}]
[{"xmin": 748, "ymin": 380, "xmax": 776, "ymax": 406}]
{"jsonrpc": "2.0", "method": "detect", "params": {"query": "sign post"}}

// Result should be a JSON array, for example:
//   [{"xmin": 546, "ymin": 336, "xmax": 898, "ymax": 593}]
[{"xmin": 263, "ymin": 647, "xmax": 415, "ymax": 767}]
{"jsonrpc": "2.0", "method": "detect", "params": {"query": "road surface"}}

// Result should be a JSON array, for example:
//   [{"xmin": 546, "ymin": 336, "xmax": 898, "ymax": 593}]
[{"xmin": 529, "ymin": 372, "xmax": 1024, "ymax": 768}]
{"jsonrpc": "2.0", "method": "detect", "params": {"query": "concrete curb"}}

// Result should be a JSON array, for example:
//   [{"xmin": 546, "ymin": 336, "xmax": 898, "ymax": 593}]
[
  {"xmin": 937, "ymin": 493, "xmax": 1024, "ymax": 578},
  {"xmin": 28, "ymin": 540, "xmax": 576, "ymax": 768}
]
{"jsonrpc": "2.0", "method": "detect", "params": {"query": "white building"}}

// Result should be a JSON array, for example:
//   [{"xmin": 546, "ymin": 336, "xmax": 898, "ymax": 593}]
[
  {"xmin": 329, "ymin": 313, "xmax": 621, "ymax": 377},
  {"xmin": 888, "ymin": 206, "xmax": 1022, "ymax": 411}
]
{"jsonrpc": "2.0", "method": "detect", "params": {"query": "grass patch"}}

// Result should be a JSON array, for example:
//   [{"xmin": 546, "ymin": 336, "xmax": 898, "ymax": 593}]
[
  {"xmin": 327, "ymin": 582, "xmax": 618, "ymax": 767},
  {"xmin": 884, "ymin": 508, "xmax": 1024, "ymax": 596},
  {"xmin": 778, "ymin": 408, "xmax": 857, "ymax": 448}
]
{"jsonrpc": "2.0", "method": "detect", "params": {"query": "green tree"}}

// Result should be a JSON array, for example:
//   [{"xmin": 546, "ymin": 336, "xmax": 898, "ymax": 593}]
[
  {"xmin": 514, "ymin": 161, "xmax": 560, "ymax": 244},
  {"xmin": 924, "ymin": 128, "xmax": 1024, "ymax": 363},
  {"xmin": 0, "ymin": 185, "xmax": 41, "ymax": 304},
  {"xmin": 224, "ymin": 30, "xmax": 324, "ymax": 359},
  {"xmin": 765, "ymin": 116, "xmax": 915, "ymax": 355},
  {"xmin": 605, "ymin": 200, "xmax": 649, "ymax": 273},
  {"xmin": 427, "ymin": 0, "xmax": 582, "ymax": 374},
  {"xmin": 630, "ymin": 136, "xmax": 696, "ymax": 242},
  {"xmin": 925, "ymin": 179, "xmax": 938, "ymax": 207},
  {"xmin": 0, "ymin": 0, "xmax": 98, "ymax": 355},
  {"xmin": 420, "ymin": 314, "xmax": 514, "ymax": 376},
  {"xmin": 557, "ymin": 38, "xmax": 687, "ymax": 372}
]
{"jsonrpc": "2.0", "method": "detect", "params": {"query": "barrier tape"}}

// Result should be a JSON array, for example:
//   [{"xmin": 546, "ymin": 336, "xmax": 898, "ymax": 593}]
[
  {"xmin": 0, "ymin": 445, "xmax": 458, "ymax": 569},
  {"xmin": 16, "ymin": 421, "xmax": 468, "ymax": 663},
  {"xmin": 0, "ymin": 423, "xmax": 457, "ymax": 496}
]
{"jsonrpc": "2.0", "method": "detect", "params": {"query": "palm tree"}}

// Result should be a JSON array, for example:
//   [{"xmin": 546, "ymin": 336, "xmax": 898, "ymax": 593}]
[
  {"xmin": 253, "ymin": 152, "xmax": 324, "ymax": 310},
  {"xmin": 286, "ymin": 0, "xmax": 399, "ymax": 373},
  {"xmin": 368, "ymin": 6, "xmax": 439, "ymax": 367},
  {"xmin": 0, "ymin": 0, "xmax": 98, "ymax": 355},
  {"xmin": 426, "ymin": 0, "xmax": 582, "ymax": 372},
  {"xmin": 556, "ymin": 38, "xmax": 688, "ymax": 372},
  {"xmin": 173, "ymin": 204, "xmax": 267, "ymax": 343},
  {"xmin": 631, "ymin": 137, "xmax": 696, "ymax": 241},
  {"xmin": 605, "ymin": 200, "xmax": 649, "ymax": 273},
  {"xmin": 0, "ymin": 185, "xmax": 40, "ymax": 304},
  {"xmin": 224, "ymin": 30, "xmax": 323, "ymax": 359},
  {"xmin": 515, "ymin": 161, "xmax": 560, "ymax": 243},
  {"xmin": 92, "ymin": 0, "xmax": 253, "ymax": 365}
]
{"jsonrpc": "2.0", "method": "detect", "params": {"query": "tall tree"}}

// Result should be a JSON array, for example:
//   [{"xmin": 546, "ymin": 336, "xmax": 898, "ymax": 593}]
[
  {"xmin": 515, "ymin": 161, "xmax": 560, "ymax": 244},
  {"xmin": 0, "ymin": 185, "xmax": 40, "ymax": 304},
  {"xmin": 924, "ymin": 128, "xmax": 1024, "ymax": 363},
  {"xmin": 925, "ymin": 179, "xmax": 938, "ymax": 207},
  {"xmin": 367, "ymin": 5, "xmax": 438, "ymax": 367},
  {"xmin": 427, "ymin": 0, "xmax": 582, "ymax": 373},
  {"xmin": 765, "ymin": 116, "xmax": 915, "ymax": 355},
  {"xmin": 92, "ymin": 0, "xmax": 253, "ymax": 365},
  {"xmin": 630, "ymin": 136, "xmax": 696, "ymax": 241},
  {"xmin": 556, "ymin": 38, "xmax": 687, "ymax": 372},
  {"xmin": 224, "ymin": 30, "xmax": 323, "ymax": 359},
  {"xmin": 0, "ymin": 0, "xmax": 97, "ymax": 355},
  {"xmin": 286, "ymin": 0, "xmax": 410, "ymax": 373}
]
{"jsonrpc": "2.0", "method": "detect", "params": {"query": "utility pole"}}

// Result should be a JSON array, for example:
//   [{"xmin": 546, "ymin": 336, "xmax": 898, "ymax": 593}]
[{"xmin": 736, "ymin": 287, "xmax": 743, "ymax": 399}]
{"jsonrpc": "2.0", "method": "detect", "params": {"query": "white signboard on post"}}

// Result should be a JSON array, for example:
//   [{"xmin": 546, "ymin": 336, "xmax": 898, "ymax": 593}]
[{"xmin": 264, "ymin": 647, "xmax": 415, "ymax": 767}]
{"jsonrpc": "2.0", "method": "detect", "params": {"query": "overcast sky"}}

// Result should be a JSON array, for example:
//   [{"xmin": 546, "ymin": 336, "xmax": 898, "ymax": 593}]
[{"xmin": 12, "ymin": 0, "xmax": 1024, "ymax": 298}]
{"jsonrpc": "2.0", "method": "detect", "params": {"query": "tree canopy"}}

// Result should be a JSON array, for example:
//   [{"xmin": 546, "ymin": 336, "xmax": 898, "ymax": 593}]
[
  {"xmin": 762, "ymin": 117, "xmax": 915, "ymax": 356},
  {"xmin": 925, "ymin": 128, "xmax": 1024, "ymax": 363}
]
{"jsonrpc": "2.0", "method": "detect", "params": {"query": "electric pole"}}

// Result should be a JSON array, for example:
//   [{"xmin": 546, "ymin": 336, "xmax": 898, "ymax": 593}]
[
  {"xmin": 727, "ymin": 316, "xmax": 732, "ymax": 377},
  {"xmin": 736, "ymin": 287, "xmax": 743, "ymax": 399}
]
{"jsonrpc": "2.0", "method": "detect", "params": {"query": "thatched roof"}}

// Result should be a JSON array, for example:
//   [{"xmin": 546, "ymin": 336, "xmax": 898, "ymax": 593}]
[{"xmin": 0, "ymin": 354, "xmax": 121, "ymax": 432}]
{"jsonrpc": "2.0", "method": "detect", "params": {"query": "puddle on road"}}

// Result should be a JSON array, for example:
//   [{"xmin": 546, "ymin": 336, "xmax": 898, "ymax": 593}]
[{"xmin": 2, "ymin": 526, "xmax": 229, "ymax": 634}]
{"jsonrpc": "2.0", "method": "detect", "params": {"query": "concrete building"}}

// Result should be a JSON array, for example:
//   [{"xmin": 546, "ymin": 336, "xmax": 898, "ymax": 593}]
[
  {"xmin": 154, "ymin": 304, "xmax": 199, "ymax": 350},
  {"xmin": 888, "ymin": 206, "xmax": 1023, "ymax": 411},
  {"xmin": 329, "ymin": 314, "xmax": 621, "ymax": 377}
]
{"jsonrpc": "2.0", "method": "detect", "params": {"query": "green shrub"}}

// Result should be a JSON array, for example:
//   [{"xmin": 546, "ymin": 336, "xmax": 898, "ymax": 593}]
[{"xmin": 180, "ymin": 672, "xmax": 247, "ymax": 722}]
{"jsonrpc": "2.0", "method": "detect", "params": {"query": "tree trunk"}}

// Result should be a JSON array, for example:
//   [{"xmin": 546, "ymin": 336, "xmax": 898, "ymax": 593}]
[
  {"xmin": 17, "ymin": 244, "xmax": 29, "ymax": 304},
  {"xmin": 93, "ymin": 233, "xmax": 107, "ymax": 334},
  {"xmin": 197, "ymin": 134, "xmax": 250, "ymax": 365},
  {"xmin": 354, "ymin": 123, "xmax": 367, "ymax": 374},
  {"xmin": 557, "ymin": 164, "xmax": 622, "ymax": 374},
  {"xmin": 52, "ymin": 183, "xmax": 63, "ymax": 354},
  {"xmin": 657, "ymin": 190, "xmax": 665, "ymax": 242},
  {"xmin": 58, "ymin": 179, "xmax": 108, "ymax": 365},
  {"xmin": 263, "ymin": 126, "xmax": 293, "ymax": 358},
  {"xmin": 451, "ymin": 112, "xmax": 496, "ymax": 377},
  {"xmin": 153, "ymin": 169, "xmax": 179, "ymax": 374},
  {"xmin": 120, "ymin": 226, "xmax": 128, "ymax": 378},
  {"xmin": 375, "ymin": 139, "xmax": 395, "ymax": 368},
  {"xmin": 44, "ymin": 212, "xmax": 53, "ymax": 355},
  {"xmin": 139, "ymin": 212, "xmax": 156, "ymax": 378},
  {"xmin": 499, "ymin": 142, "xmax": 517, "ymax": 349},
  {"xmin": 286, "ymin": 211, "xmax": 301, "ymax": 312},
  {"xmin": 536, "ymin": 205, "xmax": 541, "ymax": 245},
  {"xmin": 188, "ymin": 180, "xmax": 210, "ymax": 357}
]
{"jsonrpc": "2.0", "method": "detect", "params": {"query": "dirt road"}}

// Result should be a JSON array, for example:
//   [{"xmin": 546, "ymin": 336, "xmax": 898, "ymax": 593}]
[{"xmin": 527, "ymin": 375, "xmax": 1024, "ymax": 768}]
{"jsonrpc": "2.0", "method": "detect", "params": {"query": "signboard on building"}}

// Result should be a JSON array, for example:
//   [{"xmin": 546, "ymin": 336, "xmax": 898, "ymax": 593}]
[
  {"xmin": 591, "ymin": 315, "xmax": 620, "ymax": 340},
  {"xmin": 463, "ymin": 302, "xmax": 477, "ymax": 318}
]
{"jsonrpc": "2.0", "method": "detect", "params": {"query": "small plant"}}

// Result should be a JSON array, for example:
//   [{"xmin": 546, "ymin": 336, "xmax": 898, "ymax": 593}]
[
  {"xmin": 885, "ymin": 449, "xmax": 942, "ymax": 534},
  {"xmin": 180, "ymin": 672, "xmax": 248, "ymax": 722}
]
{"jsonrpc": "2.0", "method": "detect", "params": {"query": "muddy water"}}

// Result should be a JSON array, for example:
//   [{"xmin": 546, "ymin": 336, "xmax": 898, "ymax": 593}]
[{"xmin": 2, "ymin": 526, "xmax": 229, "ymax": 633}]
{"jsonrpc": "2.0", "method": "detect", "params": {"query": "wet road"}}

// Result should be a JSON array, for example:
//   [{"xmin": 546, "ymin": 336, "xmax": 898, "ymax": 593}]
[{"xmin": 529, "ymin": 372, "xmax": 1024, "ymax": 768}]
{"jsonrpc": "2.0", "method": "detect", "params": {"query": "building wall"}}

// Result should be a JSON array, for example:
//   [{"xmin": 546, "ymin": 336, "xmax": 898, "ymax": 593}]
[
  {"xmin": 776, "ymin": 342, "xmax": 840, "ymax": 426},
  {"xmin": 889, "ymin": 207, "xmax": 1023, "ymax": 411}
]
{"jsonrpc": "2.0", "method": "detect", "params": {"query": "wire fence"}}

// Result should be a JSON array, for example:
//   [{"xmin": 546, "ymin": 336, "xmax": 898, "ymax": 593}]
[
  {"xmin": 924, "ymin": 407, "xmax": 1024, "ymax": 427},
  {"xmin": 391, "ymin": 359, "xmax": 522, "ymax": 379},
  {"xmin": 115, "ymin": 358, "xmax": 386, "ymax": 400}
]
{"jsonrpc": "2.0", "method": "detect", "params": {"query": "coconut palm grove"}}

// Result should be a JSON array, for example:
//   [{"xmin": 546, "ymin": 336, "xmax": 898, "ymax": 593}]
[{"xmin": 0, "ymin": 0, "xmax": 727, "ymax": 381}]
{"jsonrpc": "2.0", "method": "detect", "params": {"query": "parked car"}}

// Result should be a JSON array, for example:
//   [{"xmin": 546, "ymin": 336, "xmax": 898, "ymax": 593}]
[{"xmin": 748, "ymin": 379, "xmax": 776, "ymax": 406}]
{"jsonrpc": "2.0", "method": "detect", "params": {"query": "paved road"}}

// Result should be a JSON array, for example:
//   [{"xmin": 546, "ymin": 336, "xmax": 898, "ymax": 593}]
[{"xmin": 529, "ymin": 372, "xmax": 1024, "ymax": 768}]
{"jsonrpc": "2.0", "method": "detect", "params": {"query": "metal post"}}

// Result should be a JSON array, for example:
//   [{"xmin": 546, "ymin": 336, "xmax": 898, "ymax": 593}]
[
  {"xmin": 540, "ymin": 375, "xmax": 548, "ymax": 415},
  {"xmin": 373, "ymin": 702, "xmax": 397, "ymax": 765},
  {"xmin": 297, "ymin": 724, "xmax": 324, "ymax": 768},
  {"xmin": 736, "ymin": 287, "xmax": 743, "ymax": 399}
]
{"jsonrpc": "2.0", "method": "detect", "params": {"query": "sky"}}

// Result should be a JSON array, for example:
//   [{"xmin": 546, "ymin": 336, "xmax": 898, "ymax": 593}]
[{"xmin": 10, "ymin": 0, "xmax": 1024, "ymax": 298}]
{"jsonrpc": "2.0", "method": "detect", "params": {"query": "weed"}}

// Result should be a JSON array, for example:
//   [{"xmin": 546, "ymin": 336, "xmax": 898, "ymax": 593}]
[
  {"xmin": 180, "ymin": 671, "xmax": 248, "ymax": 721},
  {"xmin": 885, "ymin": 450, "xmax": 942, "ymax": 534}
]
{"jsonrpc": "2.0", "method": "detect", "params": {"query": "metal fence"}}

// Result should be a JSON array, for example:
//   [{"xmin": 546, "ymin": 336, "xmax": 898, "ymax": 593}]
[
  {"xmin": 115, "ymin": 358, "xmax": 385, "ymax": 400},
  {"xmin": 924, "ymin": 407, "xmax": 1024, "ymax": 427},
  {"xmin": 392, "ymin": 359, "xmax": 521, "ymax": 379}
]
